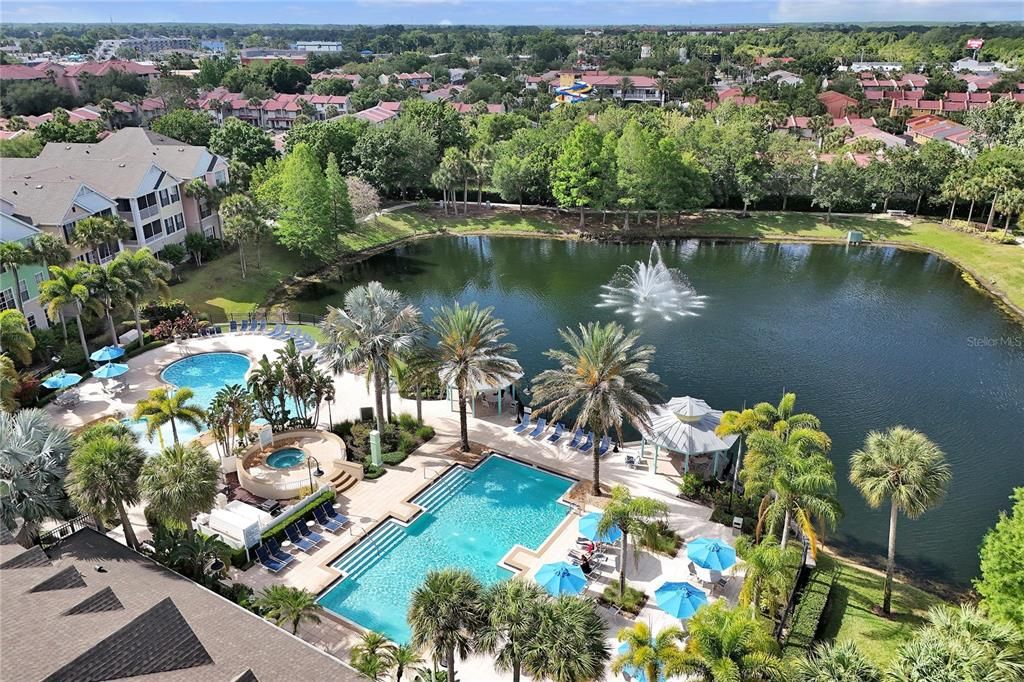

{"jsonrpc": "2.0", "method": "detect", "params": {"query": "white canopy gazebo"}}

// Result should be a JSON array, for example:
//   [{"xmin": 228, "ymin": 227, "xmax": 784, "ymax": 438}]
[
  {"xmin": 444, "ymin": 369, "xmax": 524, "ymax": 417},
  {"xmin": 641, "ymin": 396, "xmax": 739, "ymax": 477}
]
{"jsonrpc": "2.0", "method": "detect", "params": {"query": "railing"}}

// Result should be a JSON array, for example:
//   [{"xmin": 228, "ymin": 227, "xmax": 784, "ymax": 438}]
[
  {"xmin": 217, "ymin": 310, "xmax": 324, "ymax": 326},
  {"xmin": 138, "ymin": 204, "xmax": 159, "ymax": 221},
  {"xmin": 37, "ymin": 514, "xmax": 98, "ymax": 548}
]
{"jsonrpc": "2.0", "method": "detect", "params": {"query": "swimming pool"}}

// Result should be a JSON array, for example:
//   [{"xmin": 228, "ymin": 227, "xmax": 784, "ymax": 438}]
[
  {"xmin": 266, "ymin": 447, "xmax": 306, "ymax": 469},
  {"xmin": 318, "ymin": 455, "xmax": 573, "ymax": 643}
]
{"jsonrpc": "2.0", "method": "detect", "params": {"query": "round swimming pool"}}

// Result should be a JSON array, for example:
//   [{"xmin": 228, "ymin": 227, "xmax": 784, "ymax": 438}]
[
  {"xmin": 266, "ymin": 447, "xmax": 306, "ymax": 469},
  {"xmin": 160, "ymin": 352, "xmax": 251, "ymax": 410}
]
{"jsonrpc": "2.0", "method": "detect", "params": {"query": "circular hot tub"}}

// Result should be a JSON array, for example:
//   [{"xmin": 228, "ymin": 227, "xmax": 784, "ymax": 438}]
[{"xmin": 266, "ymin": 447, "xmax": 306, "ymax": 469}]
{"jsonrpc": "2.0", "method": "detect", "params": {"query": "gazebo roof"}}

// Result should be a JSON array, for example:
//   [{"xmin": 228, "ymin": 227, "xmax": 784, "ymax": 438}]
[{"xmin": 645, "ymin": 396, "xmax": 739, "ymax": 455}]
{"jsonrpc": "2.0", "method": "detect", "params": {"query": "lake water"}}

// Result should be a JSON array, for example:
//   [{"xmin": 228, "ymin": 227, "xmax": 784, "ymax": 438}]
[{"xmin": 291, "ymin": 236, "xmax": 1024, "ymax": 587}]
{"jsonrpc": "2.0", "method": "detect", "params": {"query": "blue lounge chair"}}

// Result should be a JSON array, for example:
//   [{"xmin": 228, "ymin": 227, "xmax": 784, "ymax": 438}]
[
  {"xmin": 313, "ymin": 506, "xmax": 344, "ymax": 533},
  {"xmin": 255, "ymin": 546, "xmax": 286, "ymax": 573},
  {"xmin": 527, "ymin": 418, "xmax": 547, "ymax": 438},
  {"xmin": 547, "ymin": 422, "xmax": 565, "ymax": 443},
  {"xmin": 240, "ymin": 320, "xmax": 250, "ymax": 334},
  {"xmin": 596, "ymin": 435, "xmax": 611, "ymax": 456},
  {"xmin": 578, "ymin": 432, "xmax": 595, "ymax": 453},
  {"xmin": 265, "ymin": 537, "xmax": 294, "ymax": 564},
  {"xmin": 258, "ymin": 320, "xmax": 268, "ymax": 334},
  {"xmin": 319, "ymin": 502, "xmax": 350, "ymax": 527},
  {"xmin": 298, "ymin": 522, "xmax": 325, "ymax": 545},
  {"xmin": 284, "ymin": 524, "xmax": 316, "ymax": 552},
  {"xmin": 210, "ymin": 325, "xmax": 220, "ymax": 335},
  {"xmin": 267, "ymin": 324, "xmax": 283, "ymax": 338},
  {"xmin": 567, "ymin": 428, "xmax": 584, "ymax": 448},
  {"xmin": 513, "ymin": 416, "xmax": 533, "ymax": 434},
  {"xmin": 229, "ymin": 320, "xmax": 238, "ymax": 333}
]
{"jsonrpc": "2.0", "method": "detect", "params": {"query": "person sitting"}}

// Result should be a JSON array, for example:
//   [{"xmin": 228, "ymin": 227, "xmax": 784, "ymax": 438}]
[{"xmin": 579, "ymin": 556, "xmax": 593, "ymax": 575}]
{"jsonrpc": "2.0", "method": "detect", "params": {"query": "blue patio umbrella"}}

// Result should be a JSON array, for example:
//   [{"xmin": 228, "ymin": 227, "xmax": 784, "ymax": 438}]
[
  {"xmin": 654, "ymin": 580, "xmax": 708, "ymax": 619},
  {"xmin": 535, "ymin": 561, "xmax": 586, "ymax": 596},
  {"xmin": 42, "ymin": 372, "xmax": 83, "ymax": 390},
  {"xmin": 578, "ymin": 511, "xmax": 622, "ymax": 544},
  {"xmin": 687, "ymin": 537, "xmax": 737, "ymax": 572},
  {"xmin": 93, "ymin": 362, "xmax": 129, "ymax": 379},
  {"xmin": 89, "ymin": 345, "xmax": 125, "ymax": 362},
  {"xmin": 616, "ymin": 642, "xmax": 666, "ymax": 682}
]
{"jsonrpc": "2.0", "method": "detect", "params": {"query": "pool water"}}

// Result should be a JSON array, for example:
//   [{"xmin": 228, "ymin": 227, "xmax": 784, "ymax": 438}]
[
  {"xmin": 318, "ymin": 455, "xmax": 573, "ymax": 643},
  {"xmin": 266, "ymin": 447, "xmax": 306, "ymax": 468}
]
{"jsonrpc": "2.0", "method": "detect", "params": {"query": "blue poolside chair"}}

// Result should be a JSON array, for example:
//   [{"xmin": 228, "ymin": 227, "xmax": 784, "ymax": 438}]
[
  {"xmin": 596, "ymin": 435, "xmax": 611, "ymax": 457},
  {"xmin": 528, "ymin": 418, "xmax": 547, "ymax": 438},
  {"xmin": 567, "ymin": 428, "xmax": 584, "ymax": 448},
  {"xmin": 313, "ymin": 506, "xmax": 344, "ymax": 533},
  {"xmin": 229, "ymin": 320, "xmax": 238, "ymax": 333},
  {"xmin": 299, "ymin": 521, "xmax": 325, "ymax": 545},
  {"xmin": 547, "ymin": 423, "xmax": 565, "ymax": 443},
  {"xmin": 240, "ymin": 320, "xmax": 250, "ymax": 334},
  {"xmin": 255, "ymin": 545, "xmax": 286, "ymax": 573},
  {"xmin": 210, "ymin": 325, "xmax": 220, "ymax": 335},
  {"xmin": 268, "ymin": 323, "xmax": 284, "ymax": 338},
  {"xmin": 265, "ymin": 537, "xmax": 294, "ymax": 564},
  {"xmin": 578, "ymin": 432, "xmax": 595, "ymax": 453},
  {"xmin": 284, "ymin": 524, "xmax": 316, "ymax": 552},
  {"xmin": 513, "ymin": 416, "xmax": 534, "ymax": 434},
  {"xmin": 319, "ymin": 502, "xmax": 350, "ymax": 527}
]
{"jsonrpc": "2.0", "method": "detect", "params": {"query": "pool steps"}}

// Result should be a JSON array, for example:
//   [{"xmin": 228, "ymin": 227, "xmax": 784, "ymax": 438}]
[{"xmin": 411, "ymin": 467, "xmax": 472, "ymax": 510}]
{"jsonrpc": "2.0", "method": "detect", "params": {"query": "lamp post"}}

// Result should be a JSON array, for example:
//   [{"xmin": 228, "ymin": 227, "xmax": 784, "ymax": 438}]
[{"xmin": 306, "ymin": 454, "xmax": 323, "ymax": 492}]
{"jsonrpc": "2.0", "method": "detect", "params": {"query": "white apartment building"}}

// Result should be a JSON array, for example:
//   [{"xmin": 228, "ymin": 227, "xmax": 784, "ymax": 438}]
[
  {"xmin": 293, "ymin": 41, "xmax": 345, "ymax": 52},
  {"xmin": 94, "ymin": 36, "xmax": 191, "ymax": 60}
]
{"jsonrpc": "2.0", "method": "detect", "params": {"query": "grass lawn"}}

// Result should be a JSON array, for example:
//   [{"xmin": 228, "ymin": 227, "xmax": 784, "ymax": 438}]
[{"xmin": 818, "ymin": 555, "xmax": 946, "ymax": 668}]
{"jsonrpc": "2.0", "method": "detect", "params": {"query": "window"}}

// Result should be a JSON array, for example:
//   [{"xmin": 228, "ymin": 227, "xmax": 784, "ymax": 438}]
[
  {"xmin": 18, "ymin": 279, "xmax": 29, "ymax": 303},
  {"xmin": 26, "ymin": 314, "xmax": 37, "ymax": 331},
  {"xmin": 164, "ymin": 216, "xmax": 176, "ymax": 233},
  {"xmin": 174, "ymin": 213, "xmax": 185, "ymax": 232},
  {"xmin": 142, "ymin": 219, "xmax": 163, "ymax": 240},
  {"xmin": 0, "ymin": 288, "xmax": 14, "ymax": 311},
  {"xmin": 138, "ymin": 193, "xmax": 158, "ymax": 210},
  {"xmin": 169, "ymin": 186, "xmax": 180, "ymax": 203},
  {"xmin": 116, "ymin": 198, "xmax": 132, "ymax": 213},
  {"xmin": 159, "ymin": 189, "xmax": 171, "ymax": 207},
  {"xmin": 62, "ymin": 221, "xmax": 76, "ymax": 244},
  {"xmin": 214, "ymin": 170, "xmax": 227, "ymax": 186},
  {"xmin": 34, "ymin": 272, "xmax": 45, "ymax": 286},
  {"xmin": 199, "ymin": 200, "xmax": 213, "ymax": 220}
]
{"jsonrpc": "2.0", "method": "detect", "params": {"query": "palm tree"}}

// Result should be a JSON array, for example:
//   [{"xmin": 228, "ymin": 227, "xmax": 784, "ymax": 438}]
[
  {"xmin": 30, "ymin": 233, "xmax": 71, "ymax": 273},
  {"xmin": 207, "ymin": 385, "xmax": 254, "ymax": 461},
  {"xmin": 849, "ymin": 426, "xmax": 951, "ymax": 614},
  {"xmin": 247, "ymin": 355, "xmax": 287, "ymax": 428},
  {"xmin": 110, "ymin": 248, "xmax": 171, "ymax": 349},
  {"xmin": 469, "ymin": 142, "xmax": 493, "ymax": 206},
  {"xmin": 476, "ymin": 579, "xmax": 547, "ymax": 682},
  {"xmin": 351, "ymin": 631, "xmax": 398, "ymax": 681},
  {"xmin": 0, "ymin": 356, "xmax": 18, "ymax": 413},
  {"xmin": 169, "ymin": 531, "xmax": 231, "ymax": 580},
  {"xmin": 138, "ymin": 442, "xmax": 219, "ymax": 533},
  {"xmin": 39, "ymin": 264, "xmax": 96, "ymax": 351},
  {"xmin": 254, "ymin": 585, "xmax": 323, "ymax": 635},
  {"xmin": 391, "ymin": 643, "xmax": 424, "ymax": 682},
  {"xmin": 82, "ymin": 263, "xmax": 126, "ymax": 344},
  {"xmin": 613, "ymin": 621, "xmax": 685, "ymax": 682},
  {"xmin": 310, "ymin": 371, "xmax": 335, "ymax": 428},
  {"xmin": 743, "ymin": 427, "xmax": 840, "ymax": 551},
  {"xmin": 0, "ymin": 409, "xmax": 73, "ymax": 542},
  {"xmin": 392, "ymin": 344, "xmax": 440, "ymax": 424},
  {"xmin": 276, "ymin": 338, "xmax": 318, "ymax": 422},
  {"xmin": 668, "ymin": 601, "xmax": 784, "ymax": 681},
  {"xmin": 66, "ymin": 428, "xmax": 146, "ymax": 550},
  {"xmin": 522, "ymin": 595, "xmax": 610, "ymax": 682},
  {"xmin": 0, "ymin": 241, "xmax": 33, "ymax": 314},
  {"xmin": 70, "ymin": 214, "xmax": 132, "ymax": 258},
  {"xmin": 408, "ymin": 568, "xmax": 485, "ymax": 682},
  {"xmin": 318, "ymin": 282, "xmax": 422, "ymax": 434},
  {"xmin": 132, "ymin": 387, "xmax": 207, "ymax": 445},
  {"xmin": 432, "ymin": 301, "xmax": 522, "ymax": 452},
  {"xmin": 532, "ymin": 321, "xmax": 663, "ymax": 495},
  {"xmin": 0, "ymin": 309, "xmax": 35, "ymax": 365},
  {"xmin": 791, "ymin": 641, "xmax": 881, "ymax": 682},
  {"xmin": 597, "ymin": 485, "xmax": 669, "ymax": 598},
  {"xmin": 734, "ymin": 535, "xmax": 800, "ymax": 622}
]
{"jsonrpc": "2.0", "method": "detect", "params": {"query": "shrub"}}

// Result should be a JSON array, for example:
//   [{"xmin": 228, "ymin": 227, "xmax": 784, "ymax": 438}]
[
  {"xmin": 259, "ymin": 488, "xmax": 337, "ymax": 545},
  {"xmin": 331, "ymin": 420, "xmax": 354, "ymax": 439},
  {"xmin": 415, "ymin": 425, "xmax": 435, "ymax": 441},
  {"xmin": 600, "ymin": 585, "xmax": 647, "ymax": 615},
  {"xmin": 363, "ymin": 463, "xmax": 386, "ymax": 479},
  {"xmin": 782, "ymin": 557, "xmax": 840, "ymax": 658},
  {"xmin": 678, "ymin": 472, "xmax": 703, "ymax": 498},
  {"xmin": 151, "ymin": 313, "xmax": 204, "ymax": 340},
  {"xmin": 397, "ymin": 412, "xmax": 418, "ymax": 431},
  {"xmin": 397, "ymin": 431, "xmax": 417, "ymax": 455},
  {"xmin": 640, "ymin": 520, "xmax": 683, "ymax": 556},
  {"xmin": 350, "ymin": 421, "xmax": 399, "ymax": 453},
  {"xmin": 141, "ymin": 299, "xmax": 192, "ymax": 324},
  {"xmin": 382, "ymin": 451, "xmax": 408, "ymax": 466},
  {"xmin": 30, "ymin": 327, "xmax": 64, "ymax": 363}
]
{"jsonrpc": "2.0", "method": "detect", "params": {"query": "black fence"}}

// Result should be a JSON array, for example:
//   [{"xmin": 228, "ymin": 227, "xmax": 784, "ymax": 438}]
[
  {"xmin": 37, "ymin": 515, "xmax": 98, "ymax": 549},
  {"xmin": 214, "ymin": 310, "xmax": 324, "ymax": 326}
]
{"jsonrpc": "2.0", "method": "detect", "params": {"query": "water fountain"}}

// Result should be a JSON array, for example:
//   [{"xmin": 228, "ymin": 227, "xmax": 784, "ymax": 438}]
[{"xmin": 597, "ymin": 242, "xmax": 706, "ymax": 322}]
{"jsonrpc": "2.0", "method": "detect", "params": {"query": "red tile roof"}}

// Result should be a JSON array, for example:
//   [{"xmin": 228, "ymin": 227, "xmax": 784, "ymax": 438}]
[
  {"xmin": 64, "ymin": 60, "xmax": 159, "ymax": 78},
  {"xmin": 0, "ymin": 64, "xmax": 49, "ymax": 81},
  {"xmin": 818, "ymin": 90, "xmax": 858, "ymax": 105},
  {"xmin": 448, "ymin": 102, "xmax": 506, "ymax": 114}
]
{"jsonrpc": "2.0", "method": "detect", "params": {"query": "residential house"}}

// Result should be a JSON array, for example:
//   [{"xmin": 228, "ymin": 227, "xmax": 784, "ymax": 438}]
[
  {"xmin": 951, "ymin": 58, "xmax": 1015, "ymax": 74},
  {"xmin": 396, "ymin": 72, "xmax": 433, "ymax": 88},
  {"xmin": 239, "ymin": 48, "xmax": 308, "ymax": 66},
  {"xmin": 349, "ymin": 101, "xmax": 401, "ymax": 124},
  {"xmin": 754, "ymin": 56, "xmax": 795, "ymax": 67},
  {"xmin": 448, "ymin": 102, "xmax": 506, "ymax": 114},
  {"xmin": 549, "ymin": 74, "xmax": 662, "ymax": 103},
  {"xmin": 196, "ymin": 89, "xmax": 348, "ymax": 130},
  {"xmin": 817, "ymin": 90, "xmax": 859, "ymax": 118},
  {"xmin": 423, "ymin": 85, "xmax": 463, "ymax": 102},
  {"xmin": 449, "ymin": 68, "xmax": 468, "ymax": 85},
  {"xmin": 94, "ymin": 36, "xmax": 190, "ymax": 60},
  {"xmin": 0, "ymin": 60, "xmax": 158, "ymax": 98},
  {"xmin": 906, "ymin": 114, "xmax": 974, "ymax": 151},
  {"xmin": 765, "ymin": 69, "xmax": 804, "ymax": 86},
  {"xmin": 293, "ymin": 41, "xmax": 345, "ymax": 52},
  {"xmin": 311, "ymin": 70, "xmax": 362, "ymax": 87},
  {"xmin": 0, "ymin": 201, "xmax": 51, "ymax": 330}
]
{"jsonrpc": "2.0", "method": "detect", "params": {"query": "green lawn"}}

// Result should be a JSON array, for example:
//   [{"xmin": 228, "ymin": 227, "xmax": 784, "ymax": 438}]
[{"xmin": 818, "ymin": 556, "xmax": 946, "ymax": 668}]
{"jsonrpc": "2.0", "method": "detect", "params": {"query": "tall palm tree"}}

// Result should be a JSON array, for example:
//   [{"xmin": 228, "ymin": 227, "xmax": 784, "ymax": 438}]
[
  {"xmin": 83, "ymin": 263, "xmax": 125, "ymax": 344},
  {"xmin": 39, "ymin": 264, "xmax": 96, "ymax": 351},
  {"xmin": 30, "ymin": 233, "xmax": 71, "ymax": 273},
  {"xmin": 532, "ymin": 321, "xmax": 663, "ymax": 495},
  {"xmin": 432, "ymin": 302, "xmax": 521, "ymax": 452},
  {"xmin": 254, "ymin": 585, "xmax": 323, "ymax": 635},
  {"xmin": 522, "ymin": 595, "xmax": 610, "ymax": 682},
  {"xmin": 393, "ymin": 343, "xmax": 441, "ymax": 424},
  {"xmin": 276, "ymin": 338, "xmax": 318, "ymax": 422},
  {"xmin": 408, "ymin": 568, "xmax": 485, "ymax": 682},
  {"xmin": 0, "ymin": 409, "xmax": 73, "ymax": 542},
  {"xmin": 132, "ymin": 387, "xmax": 207, "ymax": 445},
  {"xmin": 791, "ymin": 641, "xmax": 881, "ymax": 682},
  {"xmin": 0, "ymin": 356, "xmax": 18, "ymax": 413},
  {"xmin": 110, "ymin": 248, "xmax": 171, "ymax": 349},
  {"xmin": 734, "ymin": 535, "xmax": 800, "ymax": 622},
  {"xmin": 0, "ymin": 241, "xmax": 33, "ymax": 314},
  {"xmin": 849, "ymin": 426, "xmax": 951, "ymax": 614},
  {"xmin": 597, "ymin": 485, "xmax": 669, "ymax": 597},
  {"xmin": 351, "ymin": 631, "xmax": 398, "ymax": 681},
  {"xmin": 0, "ymin": 309, "xmax": 35, "ymax": 365},
  {"xmin": 613, "ymin": 621, "xmax": 685, "ymax": 682},
  {"xmin": 743, "ymin": 427, "xmax": 840, "ymax": 551},
  {"xmin": 668, "ymin": 601, "xmax": 784, "ymax": 681},
  {"xmin": 70, "ymin": 214, "xmax": 132, "ymax": 259},
  {"xmin": 207, "ymin": 385, "xmax": 254, "ymax": 461},
  {"xmin": 746, "ymin": 392, "xmax": 822, "ymax": 438},
  {"xmin": 138, "ymin": 442, "xmax": 219, "ymax": 533},
  {"xmin": 476, "ymin": 579, "xmax": 547, "ymax": 682},
  {"xmin": 66, "ymin": 428, "xmax": 146, "ymax": 550},
  {"xmin": 310, "ymin": 370, "xmax": 335, "ymax": 428},
  {"xmin": 247, "ymin": 355, "xmax": 288, "ymax": 428},
  {"xmin": 318, "ymin": 282, "xmax": 422, "ymax": 434}
]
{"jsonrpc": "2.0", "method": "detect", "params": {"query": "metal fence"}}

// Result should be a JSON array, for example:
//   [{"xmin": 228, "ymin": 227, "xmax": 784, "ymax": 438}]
[
  {"xmin": 37, "ymin": 515, "xmax": 98, "ymax": 548},
  {"xmin": 215, "ymin": 310, "xmax": 324, "ymax": 326}
]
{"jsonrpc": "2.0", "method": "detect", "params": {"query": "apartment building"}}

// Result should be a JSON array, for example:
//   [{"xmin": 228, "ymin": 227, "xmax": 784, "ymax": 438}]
[
  {"xmin": 94, "ymin": 36, "xmax": 191, "ymax": 60},
  {"xmin": 0, "ymin": 201, "xmax": 52, "ymax": 330},
  {"xmin": 197, "ymin": 89, "xmax": 348, "ymax": 130},
  {"xmin": 293, "ymin": 41, "xmax": 345, "ymax": 52}
]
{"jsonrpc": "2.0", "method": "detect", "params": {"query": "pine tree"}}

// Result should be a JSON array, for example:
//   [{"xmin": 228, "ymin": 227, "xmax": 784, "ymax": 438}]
[
  {"xmin": 325, "ymin": 152, "xmax": 356, "ymax": 239},
  {"xmin": 275, "ymin": 143, "xmax": 335, "ymax": 260}
]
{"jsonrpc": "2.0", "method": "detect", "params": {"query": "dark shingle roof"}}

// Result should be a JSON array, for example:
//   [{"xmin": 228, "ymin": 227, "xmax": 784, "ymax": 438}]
[
  {"xmin": 0, "ymin": 527, "xmax": 16, "ymax": 545},
  {"xmin": 231, "ymin": 669, "xmax": 260, "ymax": 682},
  {"xmin": 43, "ymin": 597, "xmax": 213, "ymax": 682},
  {"xmin": 29, "ymin": 565, "xmax": 86, "ymax": 592},
  {"xmin": 63, "ymin": 587, "xmax": 124, "ymax": 616},
  {"xmin": 0, "ymin": 545, "xmax": 51, "ymax": 569}
]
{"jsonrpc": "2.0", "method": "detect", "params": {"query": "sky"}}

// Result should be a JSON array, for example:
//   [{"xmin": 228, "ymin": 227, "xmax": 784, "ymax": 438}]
[{"xmin": 2, "ymin": 0, "xmax": 1022, "ymax": 26}]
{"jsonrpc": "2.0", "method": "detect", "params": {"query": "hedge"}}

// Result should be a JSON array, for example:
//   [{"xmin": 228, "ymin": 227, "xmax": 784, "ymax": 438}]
[{"xmin": 782, "ymin": 556, "xmax": 841, "ymax": 658}]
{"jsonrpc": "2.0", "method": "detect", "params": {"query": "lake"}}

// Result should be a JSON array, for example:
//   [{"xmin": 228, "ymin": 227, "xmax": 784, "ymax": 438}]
[{"xmin": 291, "ymin": 235, "xmax": 1024, "ymax": 587}]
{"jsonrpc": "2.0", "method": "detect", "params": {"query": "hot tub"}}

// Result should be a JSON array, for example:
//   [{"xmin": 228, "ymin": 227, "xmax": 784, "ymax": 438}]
[{"xmin": 265, "ymin": 447, "xmax": 306, "ymax": 469}]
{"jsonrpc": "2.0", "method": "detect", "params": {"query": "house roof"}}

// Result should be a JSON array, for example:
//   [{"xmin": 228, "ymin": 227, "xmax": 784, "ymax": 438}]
[
  {"xmin": 448, "ymin": 102, "xmax": 506, "ymax": 114},
  {"xmin": 0, "ymin": 164, "xmax": 116, "ymax": 226},
  {"xmin": 0, "ymin": 529, "xmax": 361, "ymax": 681},
  {"xmin": 352, "ymin": 104, "xmax": 400, "ymax": 124},
  {"xmin": 63, "ymin": 60, "xmax": 159, "ymax": 78},
  {"xmin": 907, "ymin": 114, "xmax": 974, "ymax": 147},
  {"xmin": 396, "ymin": 71, "xmax": 431, "ymax": 80},
  {"xmin": 817, "ymin": 90, "xmax": 858, "ymax": 105},
  {"xmin": 0, "ymin": 64, "xmax": 49, "ymax": 80}
]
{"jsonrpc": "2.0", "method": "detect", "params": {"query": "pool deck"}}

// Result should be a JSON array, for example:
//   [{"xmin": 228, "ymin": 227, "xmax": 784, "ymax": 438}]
[{"xmin": 53, "ymin": 333, "xmax": 743, "ymax": 679}]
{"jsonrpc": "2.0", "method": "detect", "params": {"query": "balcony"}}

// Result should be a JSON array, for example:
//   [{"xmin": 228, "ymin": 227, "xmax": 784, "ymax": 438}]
[{"xmin": 138, "ymin": 204, "xmax": 159, "ymax": 220}]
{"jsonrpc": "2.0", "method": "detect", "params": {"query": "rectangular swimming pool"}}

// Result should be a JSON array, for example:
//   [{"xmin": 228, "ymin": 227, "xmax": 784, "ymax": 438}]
[{"xmin": 317, "ymin": 455, "xmax": 574, "ymax": 643}]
